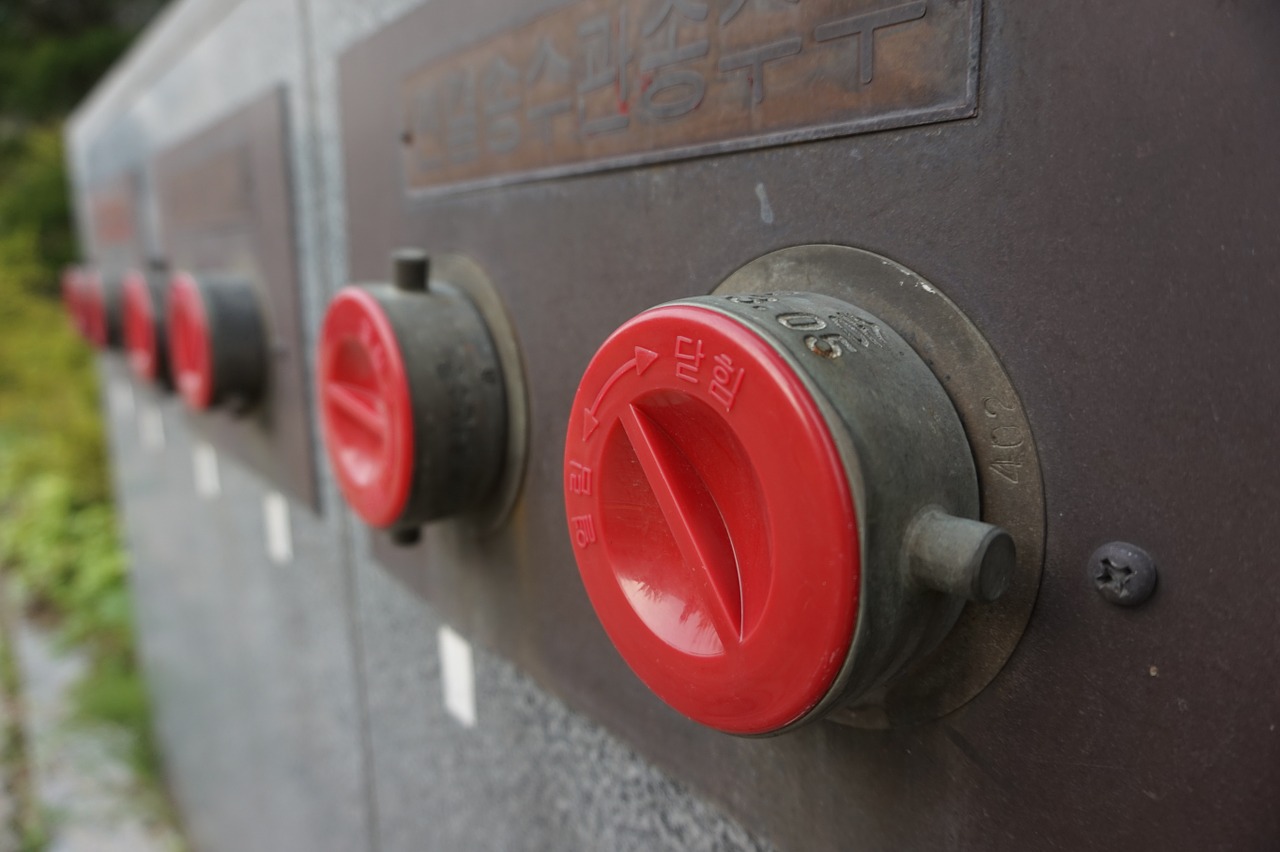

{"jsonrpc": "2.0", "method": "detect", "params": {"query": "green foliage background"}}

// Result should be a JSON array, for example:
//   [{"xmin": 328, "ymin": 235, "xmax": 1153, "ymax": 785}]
[{"xmin": 0, "ymin": 0, "xmax": 167, "ymax": 789}]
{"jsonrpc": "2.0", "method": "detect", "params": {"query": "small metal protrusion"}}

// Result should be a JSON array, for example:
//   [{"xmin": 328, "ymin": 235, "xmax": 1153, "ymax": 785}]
[
  {"xmin": 1089, "ymin": 542, "xmax": 1157, "ymax": 607},
  {"xmin": 392, "ymin": 249, "xmax": 430, "ymax": 293},
  {"xmin": 907, "ymin": 507, "xmax": 1016, "ymax": 603},
  {"xmin": 390, "ymin": 526, "xmax": 421, "ymax": 547}
]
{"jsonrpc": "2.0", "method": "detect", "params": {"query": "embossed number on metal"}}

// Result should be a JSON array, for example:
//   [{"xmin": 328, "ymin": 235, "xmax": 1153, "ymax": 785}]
[{"xmin": 401, "ymin": 0, "xmax": 981, "ymax": 194}]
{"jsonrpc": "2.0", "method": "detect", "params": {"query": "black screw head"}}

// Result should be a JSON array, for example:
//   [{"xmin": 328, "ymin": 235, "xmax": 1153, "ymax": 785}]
[{"xmin": 1089, "ymin": 542, "xmax": 1158, "ymax": 607}]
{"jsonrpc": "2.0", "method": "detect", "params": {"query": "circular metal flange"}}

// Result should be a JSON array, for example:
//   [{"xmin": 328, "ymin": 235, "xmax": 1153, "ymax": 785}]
[
  {"xmin": 433, "ymin": 255, "xmax": 530, "ymax": 535},
  {"xmin": 715, "ymin": 244, "xmax": 1045, "ymax": 728}
]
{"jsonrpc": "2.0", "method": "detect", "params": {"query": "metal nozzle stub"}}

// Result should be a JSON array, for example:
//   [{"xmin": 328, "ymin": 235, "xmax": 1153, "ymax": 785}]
[{"xmin": 906, "ymin": 508, "xmax": 1016, "ymax": 604}]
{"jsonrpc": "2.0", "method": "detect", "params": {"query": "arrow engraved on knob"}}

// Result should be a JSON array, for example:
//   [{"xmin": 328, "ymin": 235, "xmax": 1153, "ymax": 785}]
[
  {"xmin": 618, "ymin": 402, "xmax": 744, "ymax": 644},
  {"xmin": 582, "ymin": 346, "xmax": 658, "ymax": 440},
  {"xmin": 325, "ymin": 382, "xmax": 389, "ymax": 442}
]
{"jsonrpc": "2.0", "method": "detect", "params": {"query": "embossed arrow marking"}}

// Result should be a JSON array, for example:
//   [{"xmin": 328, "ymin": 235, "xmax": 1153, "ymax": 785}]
[{"xmin": 582, "ymin": 346, "xmax": 658, "ymax": 440}]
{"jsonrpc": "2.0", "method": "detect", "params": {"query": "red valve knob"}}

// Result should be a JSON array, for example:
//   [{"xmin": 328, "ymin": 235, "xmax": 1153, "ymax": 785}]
[
  {"xmin": 316, "ymin": 251, "xmax": 509, "ymax": 535},
  {"xmin": 565, "ymin": 292, "xmax": 1015, "ymax": 735},
  {"xmin": 168, "ymin": 272, "xmax": 215, "ymax": 409},
  {"xmin": 123, "ymin": 269, "xmax": 170, "ymax": 386},
  {"xmin": 317, "ymin": 287, "xmax": 416, "ymax": 528},
  {"xmin": 566, "ymin": 304, "xmax": 859, "ymax": 734},
  {"xmin": 167, "ymin": 271, "xmax": 267, "ymax": 412}
]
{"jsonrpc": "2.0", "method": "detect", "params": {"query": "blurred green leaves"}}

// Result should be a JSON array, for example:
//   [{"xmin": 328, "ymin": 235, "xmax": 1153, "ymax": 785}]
[
  {"xmin": 0, "ymin": 130, "xmax": 76, "ymax": 284},
  {"xmin": 0, "ymin": 128, "xmax": 120, "ymax": 639},
  {"xmin": 0, "ymin": 29, "xmax": 134, "ymax": 124},
  {"xmin": 0, "ymin": 2, "xmax": 165, "ymax": 791}
]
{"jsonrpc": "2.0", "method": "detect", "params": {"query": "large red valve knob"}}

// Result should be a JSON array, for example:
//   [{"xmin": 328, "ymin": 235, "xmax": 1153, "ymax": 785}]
[
  {"xmin": 317, "ymin": 251, "xmax": 509, "ymax": 538},
  {"xmin": 564, "ymin": 292, "xmax": 1015, "ymax": 736},
  {"xmin": 167, "ymin": 271, "xmax": 267, "ymax": 412},
  {"xmin": 123, "ymin": 268, "xmax": 171, "ymax": 387}
]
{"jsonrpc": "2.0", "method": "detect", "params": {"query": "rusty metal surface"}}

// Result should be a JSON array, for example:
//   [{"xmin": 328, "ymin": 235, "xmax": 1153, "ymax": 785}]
[
  {"xmin": 338, "ymin": 0, "xmax": 1280, "ymax": 848},
  {"xmin": 399, "ymin": 0, "xmax": 978, "ymax": 194},
  {"xmin": 153, "ymin": 88, "xmax": 320, "ymax": 511}
]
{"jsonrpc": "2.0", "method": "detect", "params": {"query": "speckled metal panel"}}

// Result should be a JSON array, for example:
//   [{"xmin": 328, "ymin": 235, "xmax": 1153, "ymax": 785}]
[
  {"xmin": 307, "ymin": 3, "xmax": 776, "ymax": 850},
  {"xmin": 152, "ymin": 89, "xmax": 321, "ymax": 510},
  {"xmin": 81, "ymin": 1, "xmax": 771, "ymax": 850},
  {"xmin": 74, "ymin": 3, "xmax": 371, "ymax": 852},
  {"xmin": 332, "ymin": 0, "xmax": 1280, "ymax": 849},
  {"xmin": 78, "ymin": 0, "xmax": 1280, "ymax": 850},
  {"xmin": 351, "ymin": 531, "xmax": 775, "ymax": 852}
]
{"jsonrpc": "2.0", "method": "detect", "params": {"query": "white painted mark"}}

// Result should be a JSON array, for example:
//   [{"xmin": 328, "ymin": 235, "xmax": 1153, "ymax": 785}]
[
  {"xmin": 438, "ymin": 626, "xmax": 477, "ymax": 728},
  {"xmin": 111, "ymin": 381, "xmax": 135, "ymax": 419},
  {"xmin": 138, "ymin": 405, "xmax": 165, "ymax": 451},
  {"xmin": 192, "ymin": 443, "xmax": 221, "ymax": 498},
  {"xmin": 755, "ymin": 182, "xmax": 775, "ymax": 225},
  {"xmin": 263, "ymin": 492, "xmax": 293, "ymax": 565}
]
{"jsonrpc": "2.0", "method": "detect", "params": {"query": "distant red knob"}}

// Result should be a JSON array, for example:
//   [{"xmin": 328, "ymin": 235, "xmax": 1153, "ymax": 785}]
[
  {"xmin": 123, "ymin": 269, "xmax": 170, "ymax": 386},
  {"xmin": 565, "ymin": 293, "xmax": 1016, "ymax": 735},
  {"xmin": 167, "ymin": 271, "xmax": 266, "ymax": 412}
]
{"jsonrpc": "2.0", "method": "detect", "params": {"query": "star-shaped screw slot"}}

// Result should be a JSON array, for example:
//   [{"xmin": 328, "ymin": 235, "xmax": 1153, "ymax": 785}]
[
  {"xmin": 1095, "ymin": 557, "xmax": 1135, "ymax": 592},
  {"xmin": 1089, "ymin": 543, "xmax": 1158, "ymax": 607}
]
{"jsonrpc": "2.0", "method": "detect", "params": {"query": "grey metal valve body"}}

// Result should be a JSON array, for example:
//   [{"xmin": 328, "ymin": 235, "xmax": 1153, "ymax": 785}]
[{"xmin": 668, "ymin": 290, "xmax": 1016, "ymax": 729}]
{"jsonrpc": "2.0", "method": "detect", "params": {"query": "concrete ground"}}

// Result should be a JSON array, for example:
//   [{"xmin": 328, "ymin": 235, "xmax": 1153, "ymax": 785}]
[{"xmin": 13, "ymin": 620, "xmax": 183, "ymax": 852}]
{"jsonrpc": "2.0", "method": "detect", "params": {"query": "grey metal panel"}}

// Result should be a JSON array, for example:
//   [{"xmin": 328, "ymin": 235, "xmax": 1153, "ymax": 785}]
[
  {"xmin": 79, "ymin": 2, "xmax": 374, "ymax": 850},
  {"xmin": 306, "ymin": 2, "xmax": 776, "ymax": 850},
  {"xmin": 106, "ymin": 361, "xmax": 372, "ymax": 852},
  {"xmin": 101, "ymin": 364, "xmax": 268, "ymax": 851},
  {"xmin": 330, "ymin": 0, "xmax": 1280, "ymax": 849},
  {"xmin": 351, "ymin": 531, "xmax": 775, "ymax": 852},
  {"xmin": 82, "ymin": 0, "xmax": 1280, "ymax": 850},
  {"xmin": 153, "ymin": 89, "xmax": 321, "ymax": 509}
]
